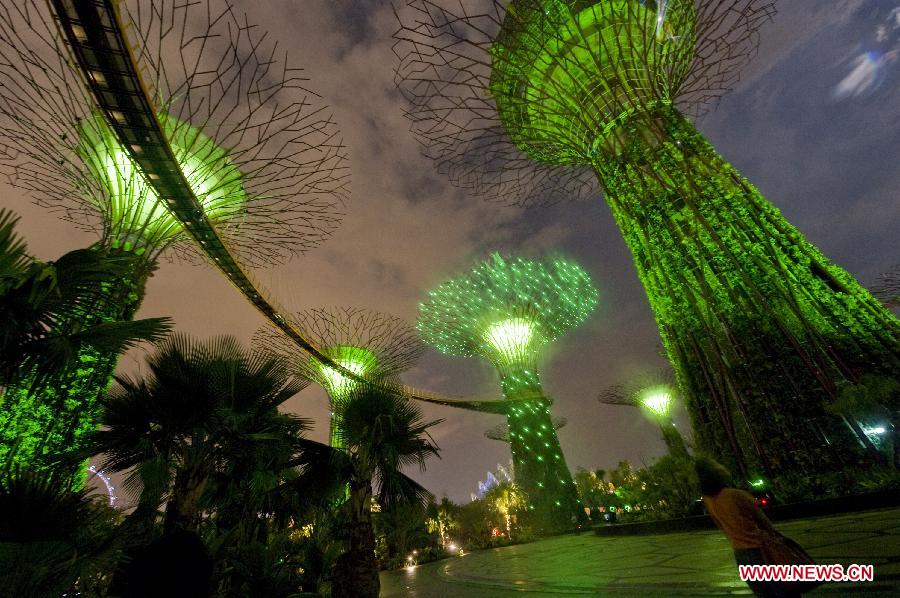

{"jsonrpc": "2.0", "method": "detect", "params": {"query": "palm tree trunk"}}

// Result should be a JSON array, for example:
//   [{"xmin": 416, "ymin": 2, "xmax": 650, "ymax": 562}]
[
  {"xmin": 333, "ymin": 475, "xmax": 379, "ymax": 598},
  {"xmin": 164, "ymin": 466, "xmax": 206, "ymax": 535}
]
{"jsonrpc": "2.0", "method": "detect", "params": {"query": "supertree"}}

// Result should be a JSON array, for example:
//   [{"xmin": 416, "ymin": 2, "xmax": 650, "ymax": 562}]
[
  {"xmin": 394, "ymin": 0, "xmax": 900, "ymax": 482},
  {"xmin": 598, "ymin": 371, "xmax": 689, "ymax": 459},
  {"xmin": 254, "ymin": 308, "xmax": 425, "ymax": 449},
  {"xmin": 417, "ymin": 253, "xmax": 598, "ymax": 529},
  {"xmin": 0, "ymin": 0, "xmax": 348, "ymax": 476}
]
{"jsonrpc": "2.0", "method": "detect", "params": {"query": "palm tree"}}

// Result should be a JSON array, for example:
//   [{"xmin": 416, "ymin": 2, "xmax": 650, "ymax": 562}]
[
  {"xmin": 0, "ymin": 209, "xmax": 170, "ymax": 389},
  {"xmin": 330, "ymin": 380, "xmax": 442, "ymax": 598},
  {"xmin": 0, "ymin": 209, "xmax": 170, "ymax": 480},
  {"xmin": 484, "ymin": 482, "xmax": 528, "ymax": 539},
  {"xmin": 0, "ymin": 471, "xmax": 121, "ymax": 597},
  {"xmin": 88, "ymin": 334, "xmax": 307, "ymax": 535}
]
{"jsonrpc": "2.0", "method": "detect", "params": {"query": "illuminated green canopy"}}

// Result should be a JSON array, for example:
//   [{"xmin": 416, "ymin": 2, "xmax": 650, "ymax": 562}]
[
  {"xmin": 638, "ymin": 384, "xmax": 674, "ymax": 419},
  {"xmin": 489, "ymin": 0, "xmax": 695, "ymax": 164},
  {"xmin": 311, "ymin": 345, "xmax": 379, "ymax": 400},
  {"xmin": 417, "ymin": 253, "xmax": 598, "ymax": 367},
  {"xmin": 75, "ymin": 111, "xmax": 246, "ymax": 253}
]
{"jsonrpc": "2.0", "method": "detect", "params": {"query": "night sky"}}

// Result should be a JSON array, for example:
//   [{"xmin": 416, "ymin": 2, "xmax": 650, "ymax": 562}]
[{"xmin": 2, "ymin": 0, "xmax": 899, "ymax": 504}]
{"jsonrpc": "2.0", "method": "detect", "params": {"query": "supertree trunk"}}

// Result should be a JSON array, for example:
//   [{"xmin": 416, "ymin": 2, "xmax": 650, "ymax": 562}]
[
  {"xmin": 659, "ymin": 421, "xmax": 689, "ymax": 460},
  {"xmin": 0, "ymin": 247, "xmax": 152, "ymax": 486},
  {"xmin": 500, "ymin": 368, "xmax": 584, "ymax": 531},
  {"xmin": 593, "ymin": 105, "xmax": 900, "ymax": 480}
]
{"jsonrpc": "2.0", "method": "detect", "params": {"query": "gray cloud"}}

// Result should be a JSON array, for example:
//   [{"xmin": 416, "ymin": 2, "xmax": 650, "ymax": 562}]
[{"xmin": 2, "ymin": 0, "xmax": 897, "ymax": 503}]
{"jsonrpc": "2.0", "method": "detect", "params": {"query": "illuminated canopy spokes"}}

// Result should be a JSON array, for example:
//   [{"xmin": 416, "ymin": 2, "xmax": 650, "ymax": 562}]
[
  {"xmin": 0, "ymin": 0, "xmax": 349, "ymax": 265},
  {"xmin": 253, "ymin": 306, "xmax": 426, "ymax": 398},
  {"xmin": 638, "ymin": 384, "xmax": 674, "ymax": 419},
  {"xmin": 417, "ymin": 253, "xmax": 598, "ymax": 366},
  {"xmin": 490, "ymin": 0, "xmax": 697, "ymax": 163},
  {"xmin": 484, "ymin": 317, "xmax": 536, "ymax": 363},
  {"xmin": 76, "ymin": 112, "xmax": 246, "ymax": 251},
  {"xmin": 315, "ymin": 345, "xmax": 379, "ymax": 399}
]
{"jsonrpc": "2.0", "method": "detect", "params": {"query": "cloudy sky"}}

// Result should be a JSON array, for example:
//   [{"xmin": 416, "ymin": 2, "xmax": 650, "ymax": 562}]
[{"xmin": 3, "ymin": 0, "xmax": 899, "ymax": 503}]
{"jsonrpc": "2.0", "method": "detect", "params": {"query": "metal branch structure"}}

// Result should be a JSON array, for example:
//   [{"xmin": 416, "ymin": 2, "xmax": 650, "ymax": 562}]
[
  {"xmin": 254, "ymin": 307, "xmax": 426, "ymax": 448},
  {"xmin": 418, "ymin": 253, "xmax": 598, "ymax": 530},
  {"xmin": 598, "ymin": 370, "xmax": 688, "ymax": 458},
  {"xmin": 395, "ymin": 0, "xmax": 900, "ymax": 484},
  {"xmin": 0, "ymin": 0, "xmax": 349, "ymax": 476}
]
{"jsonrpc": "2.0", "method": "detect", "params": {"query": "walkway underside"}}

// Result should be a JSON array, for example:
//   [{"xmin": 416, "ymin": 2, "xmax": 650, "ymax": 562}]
[{"xmin": 48, "ymin": 0, "xmax": 503, "ymax": 413}]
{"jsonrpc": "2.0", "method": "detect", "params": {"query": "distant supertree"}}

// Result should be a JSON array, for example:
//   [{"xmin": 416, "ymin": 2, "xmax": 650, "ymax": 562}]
[
  {"xmin": 417, "ymin": 253, "xmax": 597, "ymax": 529},
  {"xmin": 0, "ymin": 0, "xmax": 347, "ymax": 475},
  {"xmin": 394, "ymin": 0, "xmax": 900, "ymax": 481},
  {"xmin": 598, "ymin": 371, "xmax": 689, "ymax": 459},
  {"xmin": 254, "ymin": 308, "xmax": 425, "ymax": 449}
]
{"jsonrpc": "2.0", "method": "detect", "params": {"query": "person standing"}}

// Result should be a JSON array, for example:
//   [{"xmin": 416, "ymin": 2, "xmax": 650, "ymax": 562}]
[{"xmin": 695, "ymin": 457, "xmax": 813, "ymax": 597}]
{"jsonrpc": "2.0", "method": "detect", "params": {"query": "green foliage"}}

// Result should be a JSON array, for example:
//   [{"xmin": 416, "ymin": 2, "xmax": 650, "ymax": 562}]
[
  {"xmin": 829, "ymin": 375, "xmax": 900, "ymax": 419},
  {"xmin": 375, "ymin": 500, "xmax": 442, "ymax": 568},
  {"xmin": 335, "ymin": 381, "xmax": 443, "ymax": 511},
  {"xmin": 483, "ymin": 481, "xmax": 528, "ymax": 539},
  {"xmin": 594, "ymin": 106, "xmax": 900, "ymax": 482},
  {"xmin": 0, "ymin": 209, "xmax": 168, "ymax": 389},
  {"xmin": 0, "ymin": 471, "xmax": 122, "ymax": 597},
  {"xmin": 212, "ymin": 530, "xmax": 308, "ymax": 598},
  {"xmin": 0, "ymin": 210, "xmax": 170, "ymax": 481},
  {"xmin": 576, "ymin": 458, "xmax": 699, "ymax": 522},
  {"xmin": 331, "ymin": 381, "xmax": 443, "ymax": 598},
  {"xmin": 454, "ymin": 499, "xmax": 495, "ymax": 549},
  {"xmin": 89, "ymin": 334, "xmax": 309, "ymax": 535}
]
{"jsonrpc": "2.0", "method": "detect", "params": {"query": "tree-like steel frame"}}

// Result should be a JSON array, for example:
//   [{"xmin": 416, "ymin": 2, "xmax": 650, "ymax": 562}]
[
  {"xmin": 254, "ymin": 307, "xmax": 426, "ymax": 447},
  {"xmin": 598, "ymin": 369, "xmax": 689, "ymax": 459},
  {"xmin": 0, "ymin": 0, "xmax": 347, "ymax": 476},
  {"xmin": 394, "ymin": 0, "xmax": 900, "ymax": 486},
  {"xmin": 417, "ymin": 253, "xmax": 598, "ymax": 530},
  {"xmin": 0, "ymin": 0, "xmax": 513, "ymax": 451}
]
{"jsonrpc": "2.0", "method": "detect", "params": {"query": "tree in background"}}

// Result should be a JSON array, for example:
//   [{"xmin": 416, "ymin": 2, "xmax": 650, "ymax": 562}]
[
  {"xmin": 395, "ymin": 0, "xmax": 900, "ymax": 486},
  {"xmin": 0, "ymin": 0, "xmax": 346, "ymax": 477},
  {"xmin": 254, "ymin": 307, "xmax": 424, "ymax": 449},
  {"xmin": 418, "ymin": 253, "xmax": 598, "ymax": 530},
  {"xmin": 484, "ymin": 481, "xmax": 529, "ymax": 539}
]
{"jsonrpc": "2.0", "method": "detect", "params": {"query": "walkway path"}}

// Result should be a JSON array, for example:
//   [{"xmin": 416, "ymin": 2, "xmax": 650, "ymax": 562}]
[{"xmin": 381, "ymin": 508, "xmax": 900, "ymax": 596}]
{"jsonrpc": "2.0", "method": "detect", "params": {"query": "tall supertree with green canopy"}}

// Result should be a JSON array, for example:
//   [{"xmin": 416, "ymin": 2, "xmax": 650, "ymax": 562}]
[
  {"xmin": 417, "ymin": 253, "xmax": 598, "ymax": 529},
  {"xmin": 254, "ymin": 308, "xmax": 425, "ymax": 449},
  {"xmin": 394, "ymin": 0, "xmax": 900, "ymax": 483},
  {"xmin": 0, "ymin": 0, "xmax": 348, "ymax": 478},
  {"xmin": 599, "ymin": 371, "xmax": 690, "ymax": 459}
]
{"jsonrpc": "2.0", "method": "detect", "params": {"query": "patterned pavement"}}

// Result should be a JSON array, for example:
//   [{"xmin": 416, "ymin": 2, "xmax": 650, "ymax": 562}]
[{"xmin": 380, "ymin": 508, "xmax": 900, "ymax": 596}]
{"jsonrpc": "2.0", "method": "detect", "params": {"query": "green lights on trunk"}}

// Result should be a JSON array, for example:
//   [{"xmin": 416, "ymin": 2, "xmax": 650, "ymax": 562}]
[{"xmin": 418, "ymin": 253, "xmax": 597, "ymax": 529}]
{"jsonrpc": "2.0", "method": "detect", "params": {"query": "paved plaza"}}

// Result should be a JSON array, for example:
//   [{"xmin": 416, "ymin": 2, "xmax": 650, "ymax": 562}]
[{"xmin": 381, "ymin": 508, "xmax": 900, "ymax": 596}]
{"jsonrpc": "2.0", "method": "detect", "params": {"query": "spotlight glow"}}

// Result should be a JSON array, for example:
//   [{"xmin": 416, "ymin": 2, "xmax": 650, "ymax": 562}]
[
  {"xmin": 484, "ymin": 318, "xmax": 534, "ymax": 362},
  {"xmin": 639, "ymin": 386, "xmax": 673, "ymax": 418},
  {"xmin": 77, "ymin": 111, "xmax": 246, "ymax": 248}
]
